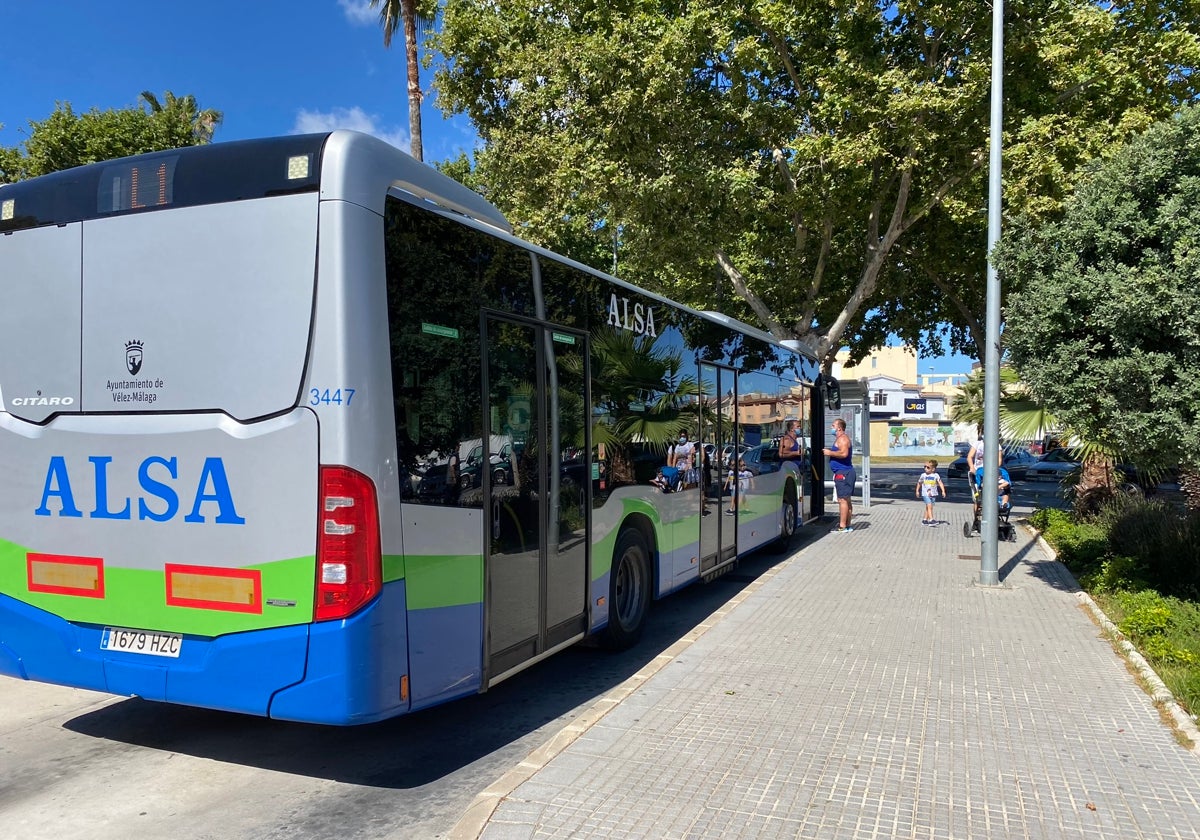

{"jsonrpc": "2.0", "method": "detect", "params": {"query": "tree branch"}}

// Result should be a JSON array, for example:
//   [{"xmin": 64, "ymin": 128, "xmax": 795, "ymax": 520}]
[
  {"xmin": 772, "ymin": 147, "xmax": 808, "ymax": 253},
  {"xmin": 762, "ymin": 24, "xmax": 805, "ymax": 97},
  {"xmin": 714, "ymin": 249, "xmax": 787, "ymax": 337}
]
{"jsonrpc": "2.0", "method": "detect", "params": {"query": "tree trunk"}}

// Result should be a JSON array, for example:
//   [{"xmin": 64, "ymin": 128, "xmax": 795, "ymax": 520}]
[
  {"xmin": 1179, "ymin": 467, "xmax": 1200, "ymax": 511},
  {"xmin": 608, "ymin": 445, "xmax": 635, "ymax": 487},
  {"xmin": 1073, "ymin": 452, "xmax": 1119, "ymax": 517},
  {"xmin": 403, "ymin": 0, "xmax": 423, "ymax": 162}
]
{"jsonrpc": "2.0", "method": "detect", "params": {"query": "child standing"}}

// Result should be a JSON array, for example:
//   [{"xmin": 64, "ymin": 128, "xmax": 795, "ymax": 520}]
[
  {"xmin": 915, "ymin": 460, "xmax": 947, "ymax": 526},
  {"xmin": 725, "ymin": 458, "xmax": 752, "ymax": 514}
]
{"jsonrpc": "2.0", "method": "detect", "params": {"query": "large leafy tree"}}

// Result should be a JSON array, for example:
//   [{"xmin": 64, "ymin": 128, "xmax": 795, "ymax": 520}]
[
  {"xmin": 430, "ymin": 0, "xmax": 1200, "ymax": 366},
  {"xmin": 370, "ymin": 0, "xmax": 438, "ymax": 162},
  {"xmin": 997, "ymin": 103, "xmax": 1200, "ymax": 507},
  {"xmin": 0, "ymin": 90, "xmax": 222, "ymax": 183}
]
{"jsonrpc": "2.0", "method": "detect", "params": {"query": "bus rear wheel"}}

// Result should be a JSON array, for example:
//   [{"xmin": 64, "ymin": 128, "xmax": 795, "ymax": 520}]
[
  {"xmin": 603, "ymin": 528, "xmax": 651, "ymax": 649},
  {"xmin": 774, "ymin": 493, "xmax": 798, "ymax": 552}
]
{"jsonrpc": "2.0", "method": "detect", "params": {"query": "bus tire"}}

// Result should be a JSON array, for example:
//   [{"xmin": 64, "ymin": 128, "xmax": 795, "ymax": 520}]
[
  {"xmin": 774, "ymin": 491, "xmax": 798, "ymax": 552},
  {"xmin": 603, "ymin": 528, "xmax": 651, "ymax": 650}
]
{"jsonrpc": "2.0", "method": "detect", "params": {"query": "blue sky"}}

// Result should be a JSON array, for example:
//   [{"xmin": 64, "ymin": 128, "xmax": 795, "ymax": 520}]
[
  {"xmin": 1, "ymin": 1, "xmax": 474, "ymax": 161},
  {"xmin": 2, "ymin": 1, "xmax": 975, "ymax": 374}
]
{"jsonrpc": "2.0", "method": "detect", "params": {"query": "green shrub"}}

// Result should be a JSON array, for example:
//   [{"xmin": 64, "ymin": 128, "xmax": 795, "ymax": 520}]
[
  {"xmin": 1117, "ymin": 593, "xmax": 1172, "ymax": 638},
  {"xmin": 1166, "ymin": 668, "xmax": 1200, "ymax": 717},
  {"xmin": 1033, "ymin": 499, "xmax": 1200, "ymax": 719},
  {"xmin": 1140, "ymin": 635, "xmax": 1197, "ymax": 666},
  {"xmin": 1029, "ymin": 507, "xmax": 1071, "ymax": 533},
  {"xmin": 1055, "ymin": 521, "xmax": 1110, "ymax": 573},
  {"xmin": 1082, "ymin": 554, "xmax": 1149, "ymax": 594},
  {"xmin": 1097, "ymin": 496, "xmax": 1200, "ymax": 599}
]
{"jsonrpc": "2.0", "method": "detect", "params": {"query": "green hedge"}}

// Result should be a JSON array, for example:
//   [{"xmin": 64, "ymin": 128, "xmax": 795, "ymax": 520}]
[{"xmin": 1034, "ymin": 499, "xmax": 1200, "ymax": 716}]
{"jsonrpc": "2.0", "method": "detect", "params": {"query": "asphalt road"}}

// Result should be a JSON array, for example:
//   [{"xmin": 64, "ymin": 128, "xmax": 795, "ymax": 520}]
[
  {"xmin": 864, "ymin": 462, "xmax": 1071, "ymax": 517},
  {"xmin": 0, "ymin": 538, "xmax": 808, "ymax": 840}
]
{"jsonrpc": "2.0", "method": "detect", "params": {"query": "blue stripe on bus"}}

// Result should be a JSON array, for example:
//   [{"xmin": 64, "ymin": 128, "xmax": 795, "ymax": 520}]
[
  {"xmin": 407, "ymin": 601, "xmax": 483, "ymax": 711},
  {"xmin": 0, "ymin": 590, "xmax": 311, "ymax": 716},
  {"xmin": 0, "ymin": 582, "xmax": 415, "ymax": 725},
  {"xmin": 269, "ymin": 581, "xmax": 411, "ymax": 725}
]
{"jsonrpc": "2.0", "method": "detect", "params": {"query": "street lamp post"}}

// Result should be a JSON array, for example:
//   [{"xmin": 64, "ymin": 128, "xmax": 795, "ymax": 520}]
[{"xmin": 980, "ymin": 0, "xmax": 1005, "ymax": 586}]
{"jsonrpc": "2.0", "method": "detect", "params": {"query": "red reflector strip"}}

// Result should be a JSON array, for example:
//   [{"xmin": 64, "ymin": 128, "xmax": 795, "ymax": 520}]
[
  {"xmin": 165, "ymin": 564, "xmax": 262, "ymax": 613},
  {"xmin": 27, "ymin": 553, "xmax": 105, "ymax": 598}
]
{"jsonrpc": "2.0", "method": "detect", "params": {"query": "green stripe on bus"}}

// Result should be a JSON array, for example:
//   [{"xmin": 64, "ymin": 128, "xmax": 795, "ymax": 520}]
[
  {"xmin": 0, "ymin": 537, "xmax": 315, "ymax": 636},
  {"xmin": 404, "ymin": 553, "xmax": 483, "ymax": 609},
  {"xmin": 590, "ymin": 497, "xmax": 669, "ymax": 581},
  {"xmin": 382, "ymin": 553, "xmax": 405, "ymax": 583}
]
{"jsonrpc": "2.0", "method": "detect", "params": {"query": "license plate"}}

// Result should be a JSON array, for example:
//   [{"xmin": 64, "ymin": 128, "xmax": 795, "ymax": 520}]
[{"xmin": 100, "ymin": 626, "xmax": 183, "ymax": 658}]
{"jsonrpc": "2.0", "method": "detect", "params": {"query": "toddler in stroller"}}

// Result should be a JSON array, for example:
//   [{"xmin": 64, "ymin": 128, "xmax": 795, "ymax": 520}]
[
  {"xmin": 964, "ymin": 464, "xmax": 1016, "ymax": 541},
  {"xmin": 652, "ymin": 465, "xmax": 683, "ymax": 493}
]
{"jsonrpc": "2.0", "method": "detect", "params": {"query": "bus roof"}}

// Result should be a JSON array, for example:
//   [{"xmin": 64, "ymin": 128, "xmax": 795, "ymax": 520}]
[{"xmin": 0, "ymin": 131, "xmax": 511, "ymax": 235}]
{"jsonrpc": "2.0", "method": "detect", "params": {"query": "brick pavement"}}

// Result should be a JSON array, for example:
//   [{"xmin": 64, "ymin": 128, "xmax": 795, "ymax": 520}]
[{"xmin": 453, "ymin": 498, "xmax": 1200, "ymax": 839}]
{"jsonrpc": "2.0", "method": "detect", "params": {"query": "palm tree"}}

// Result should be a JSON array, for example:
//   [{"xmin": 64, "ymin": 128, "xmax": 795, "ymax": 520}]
[
  {"xmin": 139, "ymin": 91, "xmax": 221, "ymax": 143},
  {"xmin": 370, "ymin": 0, "xmax": 433, "ymax": 162},
  {"xmin": 571, "ymin": 328, "xmax": 709, "ymax": 486},
  {"xmin": 950, "ymin": 367, "xmax": 1130, "ymax": 514}
]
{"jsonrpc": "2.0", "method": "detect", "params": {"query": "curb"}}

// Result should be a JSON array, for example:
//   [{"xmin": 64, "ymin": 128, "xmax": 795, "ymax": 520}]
[
  {"xmin": 447, "ymin": 541, "xmax": 805, "ymax": 840},
  {"xmin": 1031, "ymin": 531, "xmax": 1200, "ymax": 756}
]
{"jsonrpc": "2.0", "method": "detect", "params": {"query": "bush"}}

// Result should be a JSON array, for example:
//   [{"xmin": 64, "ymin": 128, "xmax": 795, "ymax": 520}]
[
  {"xmin": 1116, "ymin": 590, "xmax": 1172, "ymax": 637},
  {"xmin": 1096, "ymin": 496, "xmax": 1200, "ymax": 599},
  {"xmin": 1110, "ymin": 590, "xmax": 1199, "ymax": 667},
  {"xmin": 1051, "ymin": 498, "xmax": 1200, "ymax": 721},
  {"xmin": 1081, "ymin": 554, "xmax": 1149, "ymax": 595}
]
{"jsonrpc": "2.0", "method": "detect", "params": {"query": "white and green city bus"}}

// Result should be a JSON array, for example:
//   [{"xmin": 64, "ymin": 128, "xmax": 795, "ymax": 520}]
[{"xmin": 0, "ymin": 131, "xmax": 825, "ymax": 724}]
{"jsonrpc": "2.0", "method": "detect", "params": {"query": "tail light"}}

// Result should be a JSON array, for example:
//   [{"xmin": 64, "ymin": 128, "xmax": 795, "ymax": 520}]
[{"xmin": 315, "ymin": 465, "xmax": 381, "ymax": 621}]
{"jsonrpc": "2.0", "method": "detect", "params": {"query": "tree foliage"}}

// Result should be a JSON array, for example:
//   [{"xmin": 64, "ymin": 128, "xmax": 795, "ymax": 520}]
[
  {"xmin": 998, "ymin": 103, "xmax": 1200, "ymax": 488},
  {"xmin": 0, "ymin": 90, "xmax": 222, "ymax": 183},
  {"xmin": 430, "ymin": 0, "xmax": 1200, "ymax": 366}
]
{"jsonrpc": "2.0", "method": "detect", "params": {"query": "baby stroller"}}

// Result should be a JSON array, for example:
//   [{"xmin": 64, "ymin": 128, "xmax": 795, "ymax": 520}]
[
  {"xmin": 964, "ymin": 472, "xmax": 1016, "ymax": 541},
  {"xmin": 657, "ymin": 465, "xmax": 683, "ymax": 492}
]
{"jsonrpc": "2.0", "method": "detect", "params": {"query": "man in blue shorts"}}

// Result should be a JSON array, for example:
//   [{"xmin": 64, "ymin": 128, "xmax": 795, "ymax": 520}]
[{"xmin": 823, "ymin": 418, "xmax": 856, "ymax": 532}]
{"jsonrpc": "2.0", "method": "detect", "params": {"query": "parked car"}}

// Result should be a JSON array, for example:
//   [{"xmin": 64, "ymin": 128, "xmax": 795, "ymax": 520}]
[
  {"xmin": 946, "ymin": 446, "xmax": 1040, "ymax": 481},
  {"xmin": 953, "ymin": 441, "xmax": 972, "ymax": 458},
  {"xmin": 1026, "ymin": 448, "xmax": 1081, "ymax": 482},
  {"xmin": 459, "ymin": 441, "xmax": 515, "ymax": 489},
  {"xmin": 739, "ymin": 442, "xmax": 786, "ymax": 475},
  {"xmin": 998, "ymin": 448, "xmax": 1040, "ymax": 481}
]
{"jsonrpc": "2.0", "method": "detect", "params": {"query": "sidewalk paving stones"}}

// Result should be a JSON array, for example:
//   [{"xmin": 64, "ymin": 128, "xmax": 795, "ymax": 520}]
[{"xmin": 453, "ymin": 498, "xmax": 1200, "ymax": 840}]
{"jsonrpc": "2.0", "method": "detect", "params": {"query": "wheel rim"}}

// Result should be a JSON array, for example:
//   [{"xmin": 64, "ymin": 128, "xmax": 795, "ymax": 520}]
[
  {"xmin": 782, "ymin": 500, "xmax": 796, "ymax": 538},
  {"xmin": 614, "ymin": 547, "xmax": 645, "ymax": 630}
]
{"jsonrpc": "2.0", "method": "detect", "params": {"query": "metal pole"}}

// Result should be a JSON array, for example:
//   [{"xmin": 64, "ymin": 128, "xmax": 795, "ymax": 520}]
[
  {"xmin": 980, "ymin": 0, "xmax": 1004, "ymax": 586},
  {"xmin": 859, "ymin": 379, "xmax": 870, "ymax": 510}
]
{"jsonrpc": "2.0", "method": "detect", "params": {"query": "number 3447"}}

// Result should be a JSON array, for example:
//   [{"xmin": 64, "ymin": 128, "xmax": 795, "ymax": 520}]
[{"xmin": 309, "ymin": 388, "xmax": 356, "ymax": 406}]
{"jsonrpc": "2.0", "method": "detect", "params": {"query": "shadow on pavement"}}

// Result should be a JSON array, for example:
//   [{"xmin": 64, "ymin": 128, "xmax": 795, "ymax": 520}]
[{"xmin": 61, "ymin": 529, "xmax": 815, "ymax": 789}]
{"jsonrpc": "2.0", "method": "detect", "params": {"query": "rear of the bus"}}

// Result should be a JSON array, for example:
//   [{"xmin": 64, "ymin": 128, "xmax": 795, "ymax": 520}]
[{"xmin": 0, "ymin": 135, "xmax": 406, "ymax": 724}]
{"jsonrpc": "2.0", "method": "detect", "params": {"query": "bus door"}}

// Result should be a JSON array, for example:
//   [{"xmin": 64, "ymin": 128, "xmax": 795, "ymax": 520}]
[
  {"xmin": 698, "ymin": 363, "xmax": 738, "ymax": 576},
  {"xmin": 483, "ymin": 315, "xmax": 589, "ymax": 681}
]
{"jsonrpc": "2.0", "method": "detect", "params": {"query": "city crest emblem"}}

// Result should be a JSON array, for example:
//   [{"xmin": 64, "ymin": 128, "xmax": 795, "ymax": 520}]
[{"xmin": 125, "ymin": 340, "xmax": 144, "ymax": 376}]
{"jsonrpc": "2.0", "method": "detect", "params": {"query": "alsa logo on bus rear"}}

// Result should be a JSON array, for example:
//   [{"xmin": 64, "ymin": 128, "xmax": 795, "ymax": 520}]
[{"xmin": 34, "ymin": 456, "xmax": 245, "ymax": 524}]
